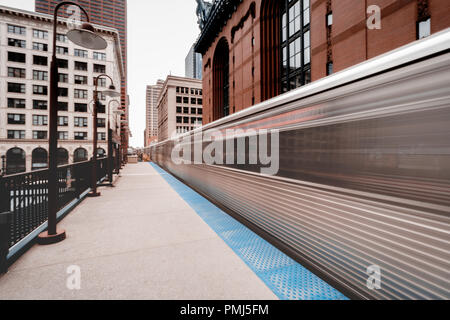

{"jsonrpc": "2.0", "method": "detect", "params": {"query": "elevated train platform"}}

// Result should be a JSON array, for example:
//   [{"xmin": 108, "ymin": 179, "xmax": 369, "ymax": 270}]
[{"xmin": 0, "ymin": 162, "xmax": 346, "ymax": 300}]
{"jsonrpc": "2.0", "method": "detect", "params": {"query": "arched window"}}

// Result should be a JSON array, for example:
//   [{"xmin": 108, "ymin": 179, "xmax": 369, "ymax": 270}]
[
  {"xmin": 74, "ymin": 148, "xmax": 88, "ymax": 163},
  {"xmin": 32, "ymin": 148, "xmax": 48, "ymax": 170},
  {"xmin": 279, "ymin": 0, "xmax": 311, "ymax": 92},
  {"xmin": 57, "ymin": 148, "xmax": 69, "ymax": 166},
  {"xmin": 97, "ymin": 148, "xmax": 106, "ymax": 157},
  {"xmin": 212, "ymin": 38, "xmax": 230, "ymax": 121},
  {"xmin": 6, "ymin": 148, "xmax": 26, "ymax": 175},
  {"xmin": 261, "ymin": 0, "xmax": 281, "ymax": 100}
]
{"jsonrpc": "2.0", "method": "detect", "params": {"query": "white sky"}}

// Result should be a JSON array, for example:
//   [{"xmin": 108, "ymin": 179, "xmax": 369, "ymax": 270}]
[{"xmin": 0, "ymin": 0, "xmax": 200, "ymax": 147}]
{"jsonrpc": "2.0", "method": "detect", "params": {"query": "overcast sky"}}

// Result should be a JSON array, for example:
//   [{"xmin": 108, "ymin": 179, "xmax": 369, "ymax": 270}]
[{"xmin": 0, "ymin": 0, "xmax": 200, "ymax": 147}]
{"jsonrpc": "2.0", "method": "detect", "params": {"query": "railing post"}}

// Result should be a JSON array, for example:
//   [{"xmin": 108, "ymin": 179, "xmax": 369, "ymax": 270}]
[{"xmin": 0, "ymin": 212, "xmax": 11, "ymax": 274}]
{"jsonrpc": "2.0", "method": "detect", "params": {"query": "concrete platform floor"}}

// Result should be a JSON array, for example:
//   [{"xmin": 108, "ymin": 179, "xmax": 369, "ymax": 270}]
[{"xmin": 0, "ymin": 163, "xmax": 277, "ymax": 300}]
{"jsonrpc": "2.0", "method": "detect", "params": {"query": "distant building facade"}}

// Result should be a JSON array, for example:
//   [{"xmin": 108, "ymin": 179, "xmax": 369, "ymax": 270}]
[
  {"xmin": 157, "ymin": 76, "xmax": 203, "ymax": 142},
  {"xmin": 145, "ymin": 80, "xmax": 164, "ymax": 147},
  {"xmin": 0, "ymin": 5, "xmax": 124, "ymax": 174},
  {"xmin": 195, "ymin": 0, "xmax": 450, "ymax": 125},
  {"xmin": 185, "ymin": 44, "xmax": 202, "ymax": 79}
]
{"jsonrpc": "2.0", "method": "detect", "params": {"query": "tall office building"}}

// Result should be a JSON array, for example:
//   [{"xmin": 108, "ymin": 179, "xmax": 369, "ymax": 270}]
[
  {"xmin": 35, "ymin": 0, "xmax": 129, "ymax": 159},
  {"xmin": 185, "ymin": 44, "xmax": 202, "ymax": 80},
  {"xmin": 145, "ymin": 80, "xmax": 164, "ymax": 147}
]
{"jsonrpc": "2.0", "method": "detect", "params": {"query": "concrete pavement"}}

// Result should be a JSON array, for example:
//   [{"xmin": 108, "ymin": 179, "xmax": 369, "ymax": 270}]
[{"xmin": 0, "ymin": 162, "xmax": 277, "ymax": 300}]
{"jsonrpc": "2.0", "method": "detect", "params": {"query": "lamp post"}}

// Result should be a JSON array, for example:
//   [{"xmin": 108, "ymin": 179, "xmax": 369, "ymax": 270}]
[
  {"xmin": 38, "ymin": 1, "xmax": 107, "ymax": 245},
  {"xmin": 113, "ymin": 109, "xmax": 124, "ymax": 174},
  {"xmin": 88, "ymin": 74, "xmax": 120, "ymax": 197},
  {"xmin": 107, "ymin": 99, "xmax": 120, "ymax": 185}
]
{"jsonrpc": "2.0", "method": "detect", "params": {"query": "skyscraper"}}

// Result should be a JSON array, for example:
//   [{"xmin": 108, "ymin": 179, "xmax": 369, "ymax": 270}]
[
  {"xmin": 145, "ymin": 80, "xmax": 164, "ymax": 147},
  {"xmin": 35, "ymin": 0, "xmax": 129, "ymax": 159},
  {"xmin": 185, "ymin": 44, "xmax": 202, "ymax": 80}
]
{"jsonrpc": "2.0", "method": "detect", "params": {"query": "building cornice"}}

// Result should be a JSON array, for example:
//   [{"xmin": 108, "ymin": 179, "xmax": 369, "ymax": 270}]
[{"xmin": 194, "ymin": 0, "xmax": 244, "ymax": 55}]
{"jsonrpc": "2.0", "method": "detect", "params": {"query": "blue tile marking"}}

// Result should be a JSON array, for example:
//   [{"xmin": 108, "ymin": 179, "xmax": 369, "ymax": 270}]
[{"xmin": 150, "ymin": 163, "xmax": 348, "ymax": 300}]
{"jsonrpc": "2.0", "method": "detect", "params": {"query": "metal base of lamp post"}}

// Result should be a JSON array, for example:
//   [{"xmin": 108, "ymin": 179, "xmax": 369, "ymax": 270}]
[
  {"xmin": 87, "ymin": 191, "xmax": 101, "ymax": 197},
  {"xmin": 37, "ymin": 230, "xmax": 66, "ymax": 245}
]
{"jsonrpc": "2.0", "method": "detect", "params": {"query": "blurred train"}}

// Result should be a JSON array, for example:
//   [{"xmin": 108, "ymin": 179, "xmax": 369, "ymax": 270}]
[{"xmin": 144, "ymin": 29, "xmax": 450, "ymax": 300}]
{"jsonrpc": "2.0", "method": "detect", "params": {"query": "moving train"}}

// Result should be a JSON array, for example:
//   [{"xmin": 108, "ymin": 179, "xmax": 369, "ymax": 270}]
[{"xmin": 144, "ymin": 29, "xmax": 450, "ymax": 300}]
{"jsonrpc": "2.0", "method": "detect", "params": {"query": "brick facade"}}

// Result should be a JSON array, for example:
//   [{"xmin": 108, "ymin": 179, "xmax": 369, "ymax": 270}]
[{"xmin": 197, "ymin": 0, "xmax": 450, "ymax": 125}]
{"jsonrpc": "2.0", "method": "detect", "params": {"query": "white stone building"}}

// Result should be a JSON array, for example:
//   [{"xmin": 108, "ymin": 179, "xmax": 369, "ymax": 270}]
[
  {"xmin": 157, "ymin": 76, "xmax": 203, "ymax": 142},
  {"xmin": 0, "ymin": 5, "xmax": 124, "ymax": 174}
]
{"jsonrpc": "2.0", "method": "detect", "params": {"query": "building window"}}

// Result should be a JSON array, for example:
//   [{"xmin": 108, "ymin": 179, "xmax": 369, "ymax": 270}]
[
  {"xmin": 33, "ymin": 29, "xmax": 48, "ymax": 39},
  {"xmin": 32, "ymin": 115, "xmax": 48, "ymax": 126},
  {"xmin": 197, "ymin": 108, "xmax": 203, "ymax": 115},
  {"xmin": 33, "ymin": 100, "xmax": 47, "ymax": 110},
  {"xmin": 98, "ymin": 133, "xmax": 106, "ymax": 141},
  {"xmin": 33, "ymin": 42, "xmax": 48, "ymax": 51},
  {"xmin": 176, "ymin": 116, "xmax": 182, "ymax": 124},
  {"xmin": 75, "ymin": 103, "xmax": 88, "ymax": 112},
  {"xmin": 176, "ymin": 107, "xmax": 182, "ymax": 113},
  {"xmin": 8, "ymin": 51, "xmax": 26, "ymax": 63},
  {"xmin": 75, "ymin": 61, "xmax": 88, "ymax": 71},
  {"xmin": 326, "ymin": 62, "xmax": 333, "ymax": 76},
  {"xmin": 58, "ymin": 116, "xmax": 68, "ymax": 126},
  {"xmin": 97, "ymin": 118, "xmax": 106, "ymax": 128},
  {"xmin": 74, "ymin": 89, "xmax": 88, "ymax": 99},
  {"xmin": 8, "ymin": 82, "xmax": 26, "ymax": 93},
  {"xmin": 74, "ymin": 49, "xmax": 88, "ymax": 58},
  {"xmin": 33, "ymin": 70, "xmax": 48, "ymax": 81},
  {"xmin": 58, "ymin": 87, "xmax": 68, "ymax": 97},
  {"xmin": 56, "ymin": 33, "xmax": 68, "ymax": 42},
  {"xmin": 74, "ymin": 117, "xmax": 88, "ymax": 127},
  {"xmin": 8, "ymin": 114, "xmax": 26, "ymax": 125},
  {"xmin": 33, "ymin": 131, "xmax": 48, "ymax": 140},
  {"xmin": 9, "ymin": 38, "xmax": 26, "ymax": 48},
  {"xmin": 96, "ymin": 77, "xmax": 107, "ymax": 87},
  {"xmin": 58, "ymin": 102, "xmax": 68, "ymax": 111},
  {"xmin": 59, "ymin": 73, "xmax": 68, "ymax": 83},
  {"xmin": 326, "ymin": 12, "xmax": 333, "ymax": 26},
  {"xmin": 93, "ymin": 52, "xmax": 106, "ymax": 61},
  {"xmin": 57, "ymin": 59, "xmax": 68, "ymax": 68},
  {"xmin": 176, "ymin": 96, "xmax": 182, "ymax": 103},
  {"xmin": 74, "ymin": 132, "xmax": 88, "ymax": 141},
  {"xmin": 191, "ymin": 108, "xmax": 197, "ymax": 114},
  {"xmin": 33, "ymin": 85, "xmax": 48, "ymax": 95},
  {"xmin": 8, "ymin": 24, "xmax": 26, "ymax": 35},
  {"xmin": 7, "ymin": 130, "xmax": 26, "ymax": 140},
  {"xmin": 58, "ymin": 132, "xmax": 68, "ymax": 140},
  {"xmin": 33, "ymin": 55, "xmax": 48, "ymax": 66},
  {"xmin": 75, "ymin": 75, "xmax": 88, "ymax": 85},
  {"xmin": 8, "ymin": 67, "xmax": 26, "ymax": 78},
  {"xmin": 280, "ymin": 0, "xmax": 311, "ymax": 93},
  {"xmin": 418, "ymin": 18, "xmax": 431, "ymax": 39},
  {"xmin": 56, "ymin": 46, "xmax": 68, "ymax": 55},
  {"xmin": 93, "ymin": 64, "xmax": 106, "ymax": 73},
  {"xmin": 8, "ymin": 98, "xmax": 26, "ymax": 109},
  {"xmin": 212, "ymin": 38, "xmax": 230, "ymax": 120}
]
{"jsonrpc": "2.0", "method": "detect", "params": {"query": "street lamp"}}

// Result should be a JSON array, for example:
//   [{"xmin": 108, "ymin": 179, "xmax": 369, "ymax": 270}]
[
  {"xmin": 88, "ymin": 74, "xmax": 120, "ymax": 197},
  {"xmin": 113, "ymin": 109, "xmax": 125, "ymax": 172},
  {"xmin": 38, "ymin": 1, "xmax": 107, "ymax": 246},
  {"xmin": 107, "ymin": 99, "xmax": 120, "ymax": 185}
]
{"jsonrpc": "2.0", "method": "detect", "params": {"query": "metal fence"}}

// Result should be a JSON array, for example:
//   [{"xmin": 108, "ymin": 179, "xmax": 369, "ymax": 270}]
[{"xmin": 0, "ymin": 158, "xmax": 108, "ymax": 271}]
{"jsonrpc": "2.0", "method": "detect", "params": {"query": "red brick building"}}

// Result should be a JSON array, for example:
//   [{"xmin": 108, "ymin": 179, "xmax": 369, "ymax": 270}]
[{"xmin": 195, "ymin": 0, "xmax": 450, "ymax": 125}]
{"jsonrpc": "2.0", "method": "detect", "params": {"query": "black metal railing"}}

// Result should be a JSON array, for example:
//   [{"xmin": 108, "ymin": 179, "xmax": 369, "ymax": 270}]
[{"xmin": 0, "ymin": 158, "xmax": 108, "ymax": 250}]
